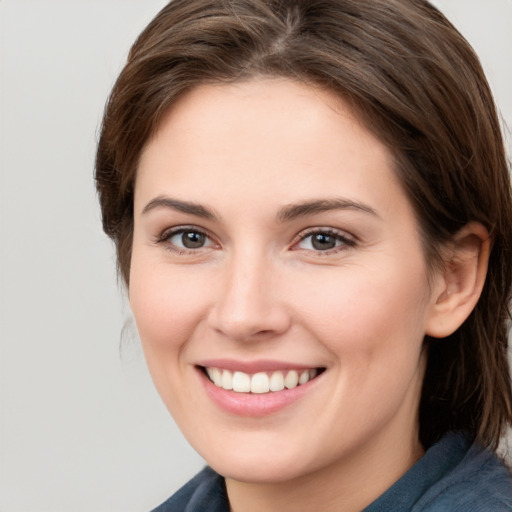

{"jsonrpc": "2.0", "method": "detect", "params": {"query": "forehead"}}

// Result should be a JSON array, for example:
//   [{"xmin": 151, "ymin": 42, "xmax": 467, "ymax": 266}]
[{"xmin": 135, "ymin": 78, "xmax": 403, "ymax": 217}]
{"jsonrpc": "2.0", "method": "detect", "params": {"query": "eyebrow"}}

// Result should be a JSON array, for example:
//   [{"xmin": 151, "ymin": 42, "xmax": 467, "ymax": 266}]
[
  {"xmin": 277, "ymin": 198, "xmax": 379, "ymax": 222},
  {"xmin": 141, "ymin": 195, "xmax": 378, "ymax": 222},
  {"xmin": 142, "ymin": 196, "xmax": 217, "ymax": 219}
]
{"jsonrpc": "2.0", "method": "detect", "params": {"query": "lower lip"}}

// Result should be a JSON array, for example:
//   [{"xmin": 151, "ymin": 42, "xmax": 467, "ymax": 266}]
[{"xmin": 197, "ymin": 368, "xmax": 322, "ymax": 417}]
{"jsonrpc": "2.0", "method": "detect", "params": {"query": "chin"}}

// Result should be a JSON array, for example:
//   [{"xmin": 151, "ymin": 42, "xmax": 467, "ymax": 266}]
[
  {"xmin": 197, "ymin": 439, "xmax": 323, "ymax": 484},
  {"xmin": 210, "ymin": 457, "xmax": 308, "ymax": 484}
]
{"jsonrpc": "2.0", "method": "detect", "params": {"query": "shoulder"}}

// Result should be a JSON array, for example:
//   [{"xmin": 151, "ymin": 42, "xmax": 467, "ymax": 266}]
[
  {"xmin": 414, "ymin": 440, "xmax": 512, "ymax": 512},
  {"xmin": 151, "ymin": 466, "xmax": 229, "ymax": 512}
]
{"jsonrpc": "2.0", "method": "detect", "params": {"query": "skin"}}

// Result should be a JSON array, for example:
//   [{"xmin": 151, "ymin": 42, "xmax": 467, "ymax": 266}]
[{"xmin": 129, "ymin": 79, "xmax": 478, "ymax": 512}]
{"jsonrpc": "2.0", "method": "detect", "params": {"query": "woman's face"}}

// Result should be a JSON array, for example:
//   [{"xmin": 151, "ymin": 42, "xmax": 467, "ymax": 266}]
[{"xmin": 130, "ymin": 79, "xmax": 441, "ymax": 484}]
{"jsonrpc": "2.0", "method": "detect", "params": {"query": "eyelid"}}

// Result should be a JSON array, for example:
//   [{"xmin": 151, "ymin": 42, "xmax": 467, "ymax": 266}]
[
  {"xmin": 153, "ymin": 224, "xmax": 356, "ymax": 255},
  {"xmin": 291, "ymin": 227, "xmax": 357, "ymax": 253},
  {"xmin": 155, "ymin": 225, "xmax": 218, "ymax": 253}
]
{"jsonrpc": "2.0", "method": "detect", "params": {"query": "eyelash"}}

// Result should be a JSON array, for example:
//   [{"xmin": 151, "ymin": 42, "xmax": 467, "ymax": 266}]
[
  {"xmin": 155, "ymin": 226, "xmax": 216, "ymax": 255},
  {"xmin": 156, "ymin": 225, "xmax": 356, "ymax": 256},
  {"xmin": 292, "ymin": 228, "xmax": 357, "ymax": 255}
]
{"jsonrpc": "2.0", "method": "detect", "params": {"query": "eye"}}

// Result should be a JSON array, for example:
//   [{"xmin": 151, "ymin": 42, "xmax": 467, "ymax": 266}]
[
  {"xmin": 157, "ymin": 227, "xmax": 216, "ymax": 253},
  {"xmin": 294, "ymin": 229, "xmax": 355, "ymax": 252},
  {"xmin": 173, "ymin": 230, "xmax": 208, "ymax": 249}
]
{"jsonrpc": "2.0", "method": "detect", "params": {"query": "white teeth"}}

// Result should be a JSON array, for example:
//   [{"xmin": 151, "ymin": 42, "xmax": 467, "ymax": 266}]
[
  {"xmin": 211, "ymin": 368, "xmax": 223, "ymax": 387},
  {"xmin": 269, "ymin": 371, "xmax": 285, "ymax": 392},
  {"xmin": 250, "ymin": 372, "xmax": 270, "ymax": 394},
  {"xmin": 284, "ymin": 370, "xmax": 299, "ymax": 389},
  {"xmin": 232, "ymin": 371, "xmax": 251, "ymax": 392},
  {"xmin": 221, "ymin": 369, "xmax": 233, "ymax": 390},
  {"xmin": 207, "ymin": 367, "xmax": 320, "ymax": 394},
  {"xmin": 299, "ymin": 370, "xmax": 310, "ymax": 385}
]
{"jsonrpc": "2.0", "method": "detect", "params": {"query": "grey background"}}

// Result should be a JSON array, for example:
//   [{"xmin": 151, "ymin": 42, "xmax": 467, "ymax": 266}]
[{"xmin": 0, "ymin": 1, "xmax": 510, "ymax": 511}]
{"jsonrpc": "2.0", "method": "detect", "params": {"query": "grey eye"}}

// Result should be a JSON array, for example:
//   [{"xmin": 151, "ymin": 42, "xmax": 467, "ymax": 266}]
[
  {"xmin": 310, "ymin": 233, "xmax": 337, "ymax": 250},
  {"xmin": 166, "ymin": 229, "xmax": 213, "ymax": 250},
  {"xmin": 180, "ymin": 231, "xmax": 206, "ymax": 249},
  {"xmin": 297, "ymin": 232, "xmax": 344, "ymax": 251}
]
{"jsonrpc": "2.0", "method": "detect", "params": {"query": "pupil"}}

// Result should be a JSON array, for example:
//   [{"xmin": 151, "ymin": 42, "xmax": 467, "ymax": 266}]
[
  {"xmin": 182, "ymin": 231, "xmax": 205, "ymax": 249},
  {"xmin": 312, "ymin": 233, "xmax": 335, "ymax": 250}
]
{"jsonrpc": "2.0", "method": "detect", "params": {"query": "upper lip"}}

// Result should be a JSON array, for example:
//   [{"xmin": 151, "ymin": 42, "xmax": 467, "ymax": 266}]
[{"xmin": 196, "ymin": 358, "xmax": 324, "ymax": 374}]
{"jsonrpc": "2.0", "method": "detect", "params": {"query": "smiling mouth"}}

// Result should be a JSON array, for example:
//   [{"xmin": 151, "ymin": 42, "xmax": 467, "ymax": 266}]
[{"xmin": 202, "ymin": 367, "xmax": 325, "ymax": 394}]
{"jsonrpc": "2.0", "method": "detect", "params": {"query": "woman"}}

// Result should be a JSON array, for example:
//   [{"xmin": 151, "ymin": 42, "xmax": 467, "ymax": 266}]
[{"xmin": 95, "ymin": 0, "xmax": 512, "ymax": 510}]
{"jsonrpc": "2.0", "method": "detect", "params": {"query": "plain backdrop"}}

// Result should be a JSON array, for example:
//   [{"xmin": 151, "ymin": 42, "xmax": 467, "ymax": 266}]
[{"xmin": 0, "ymin": 1, "xmax": 511, "ymax": 511}]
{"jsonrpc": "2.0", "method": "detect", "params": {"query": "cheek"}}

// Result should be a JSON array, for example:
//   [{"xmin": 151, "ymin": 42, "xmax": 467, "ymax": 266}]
[
  {"xmin": 289, "ymin": 261, "xmax": 431, "ymax": 357},
  {"xmin": 297, "ymin": 264, "xmax": 430, "ymax": 427},
  {"xmin": 129, "ymin": 258, "xmax": 210, "ymax": 355},
  {"xmin": 128, "ymin": 259, "xmax": 213, "ymax": 418}
]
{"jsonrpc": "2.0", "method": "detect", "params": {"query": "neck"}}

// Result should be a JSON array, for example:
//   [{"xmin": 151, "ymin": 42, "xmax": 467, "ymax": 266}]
[{"xmin": 226, "ymin": 421, "xmax": 424, "ymax": 512}]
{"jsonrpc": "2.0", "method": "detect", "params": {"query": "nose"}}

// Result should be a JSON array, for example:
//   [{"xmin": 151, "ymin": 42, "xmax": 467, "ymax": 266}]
[{"xmin": 206, "ymin": 251, "xmax": 291, "ymax": 342}]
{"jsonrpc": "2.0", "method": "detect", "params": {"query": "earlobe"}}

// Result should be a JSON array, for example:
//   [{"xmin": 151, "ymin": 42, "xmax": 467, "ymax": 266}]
[{"xmin": 425, "ymin": 223, "xmax": 490, "ymax": 339}]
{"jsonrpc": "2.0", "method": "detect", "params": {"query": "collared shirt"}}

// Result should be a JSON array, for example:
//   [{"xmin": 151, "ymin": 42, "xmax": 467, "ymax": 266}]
[{"xmin": 152, "ymin": 432, "xmax": 512, "ymax": 511}]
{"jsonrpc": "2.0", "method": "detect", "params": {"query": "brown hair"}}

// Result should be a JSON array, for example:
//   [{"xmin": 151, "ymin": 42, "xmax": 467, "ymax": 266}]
[{"xmin": 95, "ymin": 0, "xmax": 512, "ymax": 450}]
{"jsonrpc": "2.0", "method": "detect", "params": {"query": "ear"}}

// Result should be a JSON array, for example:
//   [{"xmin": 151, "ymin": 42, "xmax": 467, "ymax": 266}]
[{"xmin": 425, "ymin": 222, "xmax": 491, "ymax": 339}]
